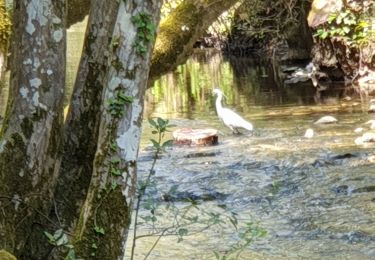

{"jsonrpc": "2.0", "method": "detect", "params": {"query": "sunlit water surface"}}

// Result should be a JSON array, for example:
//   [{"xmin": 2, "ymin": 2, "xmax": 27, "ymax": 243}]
[{"xmin": 128, "ymin": 51, "xmax": 375, "ymax": 259}]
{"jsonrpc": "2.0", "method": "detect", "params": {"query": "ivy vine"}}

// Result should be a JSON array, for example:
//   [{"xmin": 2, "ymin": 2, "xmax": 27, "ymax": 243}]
[{"xmin": 131, "ymin": 12, "xmax": 156, "ymax": 56}]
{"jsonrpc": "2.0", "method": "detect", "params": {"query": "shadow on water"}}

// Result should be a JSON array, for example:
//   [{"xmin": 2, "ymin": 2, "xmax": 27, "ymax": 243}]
[{"xmin": 133, "ymin": 50, "xmax": 375, "ymax": 259}]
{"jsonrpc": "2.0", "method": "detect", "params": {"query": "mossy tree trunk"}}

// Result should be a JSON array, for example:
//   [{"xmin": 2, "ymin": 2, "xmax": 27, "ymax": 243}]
[
  {"xmin": 0, "ymin": 0, "xmax": 66, "ymax": 258},
  {"xmin": 149, "ymin": 0, "xmax": 239, "ymax": 82},
  {"xmin": 72, "ymin": 0, "xmax": 162, "ymax": 259},
  {"xmin": 0, "ymin": 2, "xmax": 11, "ymax": 82},
  {"xmin": 52, "ymin": 0, "xmax": 120, "ymax": 237}
]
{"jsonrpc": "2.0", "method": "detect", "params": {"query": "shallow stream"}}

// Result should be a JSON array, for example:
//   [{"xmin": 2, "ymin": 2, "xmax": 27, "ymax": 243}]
[{"xmin": 128, "ymin": 51, "xmax": 375, "ymax": 259}]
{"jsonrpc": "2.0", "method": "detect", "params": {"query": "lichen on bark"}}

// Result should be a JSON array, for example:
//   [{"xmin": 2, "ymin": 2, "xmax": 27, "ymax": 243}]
[{"xmin": 0, "ymin": 0, "xmax": 66, "ymax": 257}]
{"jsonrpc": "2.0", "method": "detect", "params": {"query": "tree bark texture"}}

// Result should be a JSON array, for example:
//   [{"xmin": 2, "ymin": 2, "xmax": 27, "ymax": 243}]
[
  {"xmin": 0, "ymin": 0, "xmax": 66, "ymax": 258},
  {"xmin": 73, "ymin": 0, "xmax": 162, "ymax": 259},
  {"xmin": 53, "ymin": 0, "xmax": 120, "ymax": 236}
]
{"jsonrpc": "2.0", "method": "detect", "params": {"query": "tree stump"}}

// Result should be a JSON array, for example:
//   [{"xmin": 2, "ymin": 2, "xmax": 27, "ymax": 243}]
[{"xmin": 173, "ymin": 128, "xmax": 219, "ymax": 146}]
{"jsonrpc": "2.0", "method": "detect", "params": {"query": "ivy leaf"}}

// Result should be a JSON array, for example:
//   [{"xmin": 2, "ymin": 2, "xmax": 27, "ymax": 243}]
[
  {"xmin": 342, "ymin": 26, "xmax": 350, "ymax": 34},
  {"xmin": 327, "ymin": 13, "xmax": 337, "ymax": 24},
  {"xmin": 44, "ymin": 231, "xmax": 56, "ymax": 244},
  {"xmin": 94, "ymin": 226, "xmax": 105, "ymax": 235}
]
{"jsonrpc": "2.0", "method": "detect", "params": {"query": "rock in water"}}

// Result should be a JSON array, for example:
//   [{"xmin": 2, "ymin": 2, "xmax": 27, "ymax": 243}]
[
  {"xmin": 368, "ymin": 101, "xmax": 375, "ymax": 113},
  {"xmin": 355, "ymin": 132, "xmax": 375, "ymax": 145},
  {"xmin": 314, "ymin": 115, "xmax": 338, "ymax": 124},
  {"xmin": 304, "ymin": 128, "xmax": 314, "ymax": 138},
  {"xmin": 173, "ymin": 128, "xmax": 218, "ymax": 146}
]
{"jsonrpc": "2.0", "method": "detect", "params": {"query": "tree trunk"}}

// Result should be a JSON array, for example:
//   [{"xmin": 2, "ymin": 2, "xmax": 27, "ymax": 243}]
[
  {"xmin": 72, "ymin": 1, "xmax": 162, "ymax": 259},
  {"xmin": 0, "ymin": 0, "xmax": 66, "ymax": 258},
  {"xmin": 53, "ymin": 0, "xmax": 120, "ymax": 235},
  {"xmin": 0, "ymin": 1, "xmax": 11, "ymax": 78}
]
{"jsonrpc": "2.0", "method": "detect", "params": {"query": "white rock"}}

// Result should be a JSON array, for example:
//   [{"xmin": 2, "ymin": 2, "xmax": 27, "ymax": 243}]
[
  {"xmin": 365, "ymin": 120, "xmax": 375, "ymax": 129},
  {"xmin": 355, "ymin": 132, "xmax": 375, "ymax": 145},
  {"xmin": 354, "ymin": 127, "xmax": 363, "ymax": 133},
  {"xmin": 304, "ymin": 128, "xmax": 314, "ymax": 138},
  {"xmin": 314, "ymin": 115, "xmax": 338, "ymax": 124}
]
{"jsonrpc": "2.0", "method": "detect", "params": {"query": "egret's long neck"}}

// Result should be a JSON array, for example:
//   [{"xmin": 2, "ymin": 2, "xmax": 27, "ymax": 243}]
[{"xmin": 215, "ymin": 93, "xmax": 223, "ymax": 113}]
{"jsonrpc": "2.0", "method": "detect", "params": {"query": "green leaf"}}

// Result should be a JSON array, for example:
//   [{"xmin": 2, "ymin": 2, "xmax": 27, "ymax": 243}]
[
  {"xmin": 162, "ymin": 139, "xmax": 173, "ymax": 147},
  {"xmin": 321, "ymin": 31, "xmax": 328, "ymax": 39},
  {"xmin": 111, "ymin": 181, "xmax": 118, "ymax": 190},
  {"xmin": 111, "ymin": 167, "xmax": 122, "ymax": 176},
  {"xmin": 150, "ymin": 139, "xmax": 160, "ymax": 148},
  {"xmin": 342, "ymin": 26, "xmax": 350, "ymax": 34},
  {"xmin": 157, "ymin": 117, "xmax": 166, "ymax": 127},
  {"xmin": 327, "ymin": 13, "xmax": 337, "ymax": 23},
  {"xmin": 94, "ymin": 226, "xmax": 105, "ymax": 235},
  {"xmin": 148, "ymin": 118, "xmax": 157, "ymax": 128},
  {"xmin": 178, "ymin": 228, "xmax": 188, "ymax": 236},
  {"xmin": 54, "ymin": 229, "xmax": 64, "ymax": 239},
  {"xmin": 213, "ymin": 251, "xmax": 221, "ymax": 260},
  {"xmin": 56, "ymin": 233, "xmax": 69, "ymax": 246},
  {"xmin": 44, "ymin": 231, "xmax": 56, "ymax": 244}
]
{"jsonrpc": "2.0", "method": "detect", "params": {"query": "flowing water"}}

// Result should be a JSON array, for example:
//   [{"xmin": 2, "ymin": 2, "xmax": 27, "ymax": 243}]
[{"xmin": 128, "ymin": 51, "xmax": 375, "ymax": 259}]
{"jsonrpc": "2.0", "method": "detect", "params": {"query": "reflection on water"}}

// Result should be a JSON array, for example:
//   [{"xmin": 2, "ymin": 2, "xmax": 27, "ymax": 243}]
[
  {"xmin": 144, "ymin": 50, "xmax": 370, "ymax": 121},
  {"xmin": 134, "ymin": 51, "xmax": 375, "ymax": 259}
]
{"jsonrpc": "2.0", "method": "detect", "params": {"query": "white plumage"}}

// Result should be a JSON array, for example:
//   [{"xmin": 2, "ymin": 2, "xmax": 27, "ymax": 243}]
[{"xmin": 213, "ymin": 88, "xmax": 253, "ymax": 134}]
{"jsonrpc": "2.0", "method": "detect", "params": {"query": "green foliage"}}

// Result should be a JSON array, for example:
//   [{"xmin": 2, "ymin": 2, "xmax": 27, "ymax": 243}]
[
  {"xmin": 161, "ymin": 0, "xmax": 184, "ymax": 19},
  {"xmin": 107, "ymin": 89, "xmax": 133, "ymax": 118},
  {"xmin": 230, "ymin": 0, "xmax": 301, "ymax": 45},
  {"xmin": 314, "ymin": 7, "xmax": 375, "ymax": 47},
  {"xmin": 44, "ymin": 229, "xmax": 81, "ymax": 260},
  {"xmin": 93, "ymin": 225, "xmax": 105, "ymax": 235},
  {"xmin": 148, "ymin": 117, "xmax": 175, "ymax": 152},
  {"xmin": 213, "ymin": 221, "xmax": 267, "ymax": 259},
  {"xmin": 131, "ymin": 12, "xmax": 156, "ymax": 56}
]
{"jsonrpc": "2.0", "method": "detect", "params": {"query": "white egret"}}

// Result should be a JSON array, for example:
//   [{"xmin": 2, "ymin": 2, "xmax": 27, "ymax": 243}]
[{"xmin": 213, "ymin": 88, "xmax": 253, "ymax": 134}]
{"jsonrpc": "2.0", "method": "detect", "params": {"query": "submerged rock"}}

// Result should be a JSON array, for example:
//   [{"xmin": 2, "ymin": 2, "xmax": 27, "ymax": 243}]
[{"xmin": 161, "ymin": 190, "xmax": 228, "ymax": 202}]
